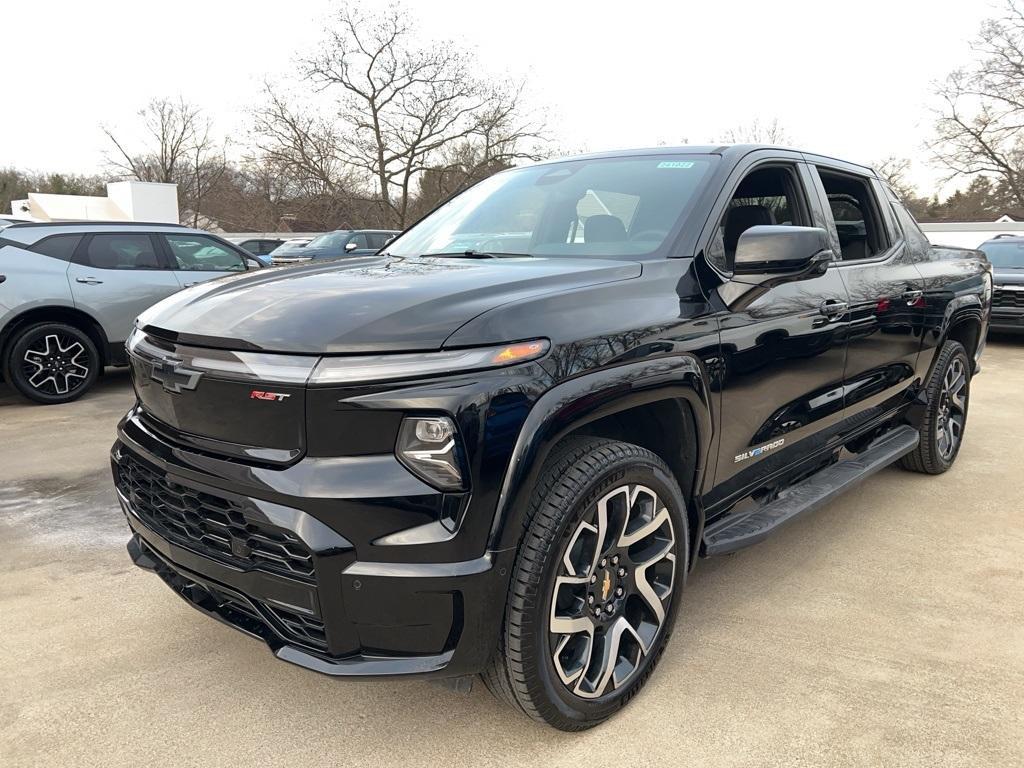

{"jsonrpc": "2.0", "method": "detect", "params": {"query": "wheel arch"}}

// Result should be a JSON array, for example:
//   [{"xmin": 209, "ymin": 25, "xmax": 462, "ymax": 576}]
[
  {"xmin": 0, "ymin": 305, "xmax": 111, "ymax": 369},
  {"xmin": 944, "ymin": 309, "xmax": 983, "ymax": 373},
  {"xmin": 922, "ymin": 290, "xmax": 985, "ymax": 382},
  {"xmin": 488, "ymin": 355, "xmax": 715, "ymax": 569}
]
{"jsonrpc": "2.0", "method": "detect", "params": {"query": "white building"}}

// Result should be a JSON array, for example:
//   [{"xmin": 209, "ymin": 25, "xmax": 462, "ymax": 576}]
[
  {"xmin": 9, "ymin": 180, "xmax": 179, "ymax": 223},
  {"xmin": 920, "ymin": 221, "xmax": 1024, "ymax": 249}
]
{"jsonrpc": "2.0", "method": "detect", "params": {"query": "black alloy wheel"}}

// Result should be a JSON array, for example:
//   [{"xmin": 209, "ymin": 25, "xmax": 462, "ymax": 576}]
[
  {"xmin": 900, "ymin": 339, "xmax": 971, "ymax": 474},
  {"xmin": 935, "ymin": 354, "xmax": 968, "ymax": 461},
  {"xmin": 549, "ymin": 482, "xmax": 677, "ymax": 699},
  {"xmin": 483, "ymin": 437, "xmax": 688, "ymax": 730},
  {"xmin": 5, "ymin": 322, "xmax": 99, "ymax": 404}
]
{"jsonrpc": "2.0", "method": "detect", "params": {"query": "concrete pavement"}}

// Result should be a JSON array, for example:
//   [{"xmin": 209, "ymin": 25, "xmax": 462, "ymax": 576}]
[{"xmin": 1, "ymin": 343, "xmax": 1022, "ymax": 767}]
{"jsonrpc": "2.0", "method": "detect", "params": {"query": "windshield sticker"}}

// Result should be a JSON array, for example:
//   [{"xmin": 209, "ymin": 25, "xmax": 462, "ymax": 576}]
[{"xmin": 657, "ymin": 161, "xmax": 695, "ymax": 169}]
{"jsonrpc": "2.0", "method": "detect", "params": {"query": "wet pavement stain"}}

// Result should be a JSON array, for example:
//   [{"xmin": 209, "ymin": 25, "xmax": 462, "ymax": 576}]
[{"xmin": 0, "ymin": 472, "xmax": 128, "ymax": 560}]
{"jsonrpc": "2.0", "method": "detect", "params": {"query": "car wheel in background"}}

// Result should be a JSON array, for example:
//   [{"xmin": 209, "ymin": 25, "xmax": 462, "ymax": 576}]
[{"xmin": 4, "ymin": 322, "xmax": 100, "ymax": 404}]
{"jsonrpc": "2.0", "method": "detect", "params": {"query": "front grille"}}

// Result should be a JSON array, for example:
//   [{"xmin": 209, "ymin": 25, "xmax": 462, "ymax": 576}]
[
  {"xmin": 993, "ymin": 288, "xmax": 1024, "ymax": 309},
  {"xmin": 116, "ymin": 454, "xmax": 315, "ymax": 582}
]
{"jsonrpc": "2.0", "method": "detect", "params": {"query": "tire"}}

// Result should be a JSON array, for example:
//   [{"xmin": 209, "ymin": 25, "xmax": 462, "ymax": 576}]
[
  {"xmin": 3, "ymin": 322, "xmax": 100, "ymax": 404},
  {"xmin": 483, "ymin": 437, "xmax": 689, "ymax": 730},
  {"xmin": 900, "ymin": 339, "xmax": 971, "ymax": 474}
]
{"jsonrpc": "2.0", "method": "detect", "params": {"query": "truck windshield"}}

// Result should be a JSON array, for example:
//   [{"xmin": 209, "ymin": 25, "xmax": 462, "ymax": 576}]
[
  {"xmin": 387, "ymin": 154, "xmax": 717, "ymax": 259},
  {"xmin": 980, "ymin": 240, "xmax": 1024, "ymax": 268}
]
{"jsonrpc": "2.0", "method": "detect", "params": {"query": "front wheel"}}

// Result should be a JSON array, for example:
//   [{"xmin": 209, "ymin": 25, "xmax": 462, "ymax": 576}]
[
  {"xmin": 483, "ymin": 437, "xmax": 688, "ymax": 730},
  {"xmin": 3, "ymin": 322, "xmax": 100, "ymax": 404},
  {"xmin": 900, "ymin": 339, "xmax": 971, "ymax": 474}
]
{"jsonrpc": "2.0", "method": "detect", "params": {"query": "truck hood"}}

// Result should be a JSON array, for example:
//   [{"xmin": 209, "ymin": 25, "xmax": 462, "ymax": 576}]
[{"xmin": 138, "ymin": 255, "xmax": 642, "ymax": 353}]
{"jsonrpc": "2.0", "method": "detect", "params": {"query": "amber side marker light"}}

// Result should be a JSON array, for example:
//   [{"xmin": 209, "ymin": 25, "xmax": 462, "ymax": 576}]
[{"xmin": 491, "ymin": 341, "xmax": 548, "ymax": 364}]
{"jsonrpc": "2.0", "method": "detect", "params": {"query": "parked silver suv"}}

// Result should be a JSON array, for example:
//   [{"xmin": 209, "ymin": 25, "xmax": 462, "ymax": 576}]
[{"xmin": 0, "ymin": 222, "xmax": 262, "ymax": 404}]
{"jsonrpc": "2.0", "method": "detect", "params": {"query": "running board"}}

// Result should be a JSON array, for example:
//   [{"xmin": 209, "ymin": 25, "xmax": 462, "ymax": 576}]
[{"xmin": 702, "ymin": 425, "xmax": 919, "ymax": 556}]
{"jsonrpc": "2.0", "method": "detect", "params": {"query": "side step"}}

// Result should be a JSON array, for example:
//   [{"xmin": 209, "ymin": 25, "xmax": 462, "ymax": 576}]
[{"xmin": 703, "ymin": 425, "xmax": 919, "ymax": 556}]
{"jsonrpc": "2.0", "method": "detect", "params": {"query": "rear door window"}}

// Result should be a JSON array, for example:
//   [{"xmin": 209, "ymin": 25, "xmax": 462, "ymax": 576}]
[
  {"xmin": 78, "ymin": 234, "xmax": 164, "ymax": 269},
  {"xmin": 815, "ymin": 168, "xmax": 891, "ymax": 261}
]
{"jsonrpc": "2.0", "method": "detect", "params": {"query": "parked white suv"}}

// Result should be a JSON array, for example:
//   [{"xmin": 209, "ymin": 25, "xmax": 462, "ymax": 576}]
[{"xmin": 0, "ymin": 222, "xmax": 262, "ymax": 404}]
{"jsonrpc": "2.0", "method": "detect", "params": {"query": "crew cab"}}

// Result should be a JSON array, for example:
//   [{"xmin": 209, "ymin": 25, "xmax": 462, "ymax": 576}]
[{"xmin": 111, "ymin": 146, "xmax": 990, "ymax": 730}]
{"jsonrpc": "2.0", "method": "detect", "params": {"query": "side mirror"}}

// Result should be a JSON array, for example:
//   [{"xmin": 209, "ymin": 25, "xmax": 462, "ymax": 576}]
[
  {"xmin": 344, "ymin": 241, "xmax": 359, "ymax": 252},
  {"xmin": 245, "ymin": 257, "xmax": 263, "ymax": 270},
  {"xmin": 734, "ymin": 225, "xmax": 833, "ymax": 279}
]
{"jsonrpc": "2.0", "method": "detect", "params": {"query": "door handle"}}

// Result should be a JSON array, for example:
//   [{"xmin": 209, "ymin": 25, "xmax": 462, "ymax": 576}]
[
  {"xmin": 902, "ymin": 289, "xmax": 923, "ymax": 304},
  {"xmin": 819, "ymin": 300, "xmax": 848, "ymax": 319},
  {"xmin": 183, "ymin": 281, "xmax": 200, "ymax": 287},
  {"xmin": 75, "ymin": 277, "xmax": 103, "ymax": 285}
]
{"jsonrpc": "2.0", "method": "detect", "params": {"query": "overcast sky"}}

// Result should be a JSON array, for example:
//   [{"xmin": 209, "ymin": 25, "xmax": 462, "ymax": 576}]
[{"xmin": 0, "ymin": 0, "xmax": 997, "ymax": 196}]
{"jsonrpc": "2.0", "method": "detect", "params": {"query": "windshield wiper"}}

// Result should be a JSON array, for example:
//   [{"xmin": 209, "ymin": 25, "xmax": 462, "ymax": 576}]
[{"xmin": 420, "ymin": 250, "xmax": 531, "ymax": 259}]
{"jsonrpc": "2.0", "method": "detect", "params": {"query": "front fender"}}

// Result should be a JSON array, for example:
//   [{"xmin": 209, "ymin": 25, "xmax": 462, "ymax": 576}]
[{"xmin": 488, "ymin": 354, "xmax": 714, "ymax": 555}]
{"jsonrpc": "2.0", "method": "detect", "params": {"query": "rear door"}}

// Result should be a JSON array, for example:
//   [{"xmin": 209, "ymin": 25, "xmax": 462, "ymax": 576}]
[
  {"xmin": 160, "ymin": 233, "xmax": 248, "ymax": 287},
  {"xmin": 806, "ymin": 162, "xmax": 927, "ymax": 433},
  {"xmin": 66, "ymin": 232, "xmax": 181, "ymax": 344},
  {"xmin": 703, "ymin": 154, "xmax": 852, "ymax": 509}
]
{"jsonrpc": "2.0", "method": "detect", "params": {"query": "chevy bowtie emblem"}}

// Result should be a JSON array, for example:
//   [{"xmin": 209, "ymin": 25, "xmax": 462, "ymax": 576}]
[
  {"xmin": 601, "ymin": 570, "xmax": 611, "ymax": 601},
  {"xmin": 151, "ymin": 358, "xmax": 202, "ymax": 394}
]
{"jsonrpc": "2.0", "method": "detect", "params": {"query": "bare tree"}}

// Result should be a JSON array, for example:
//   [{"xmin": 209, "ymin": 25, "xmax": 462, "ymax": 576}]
[
  {"xmin": 872, "ymin": 156, "xmax": 917, "ymax": 199},
  {"xmin": 102, "ymin": 97, "xmax": 228, "ymax": 226},
  {"xmin": 718, "ymin": 117, "xmax": 793, "ymax": 145},
  {"xmin": 103, "ymin": 97, "xmax": 202, "ymax": 183},
  {"xmin": 251, "ymin": 86, "xmax": 354, "ymax": 201},
  {"xmin": 255, "ymin": 2, "xmax": 545, "ymax": 228},
  {"xmin": 930, "ymin": 1, "xmax": 1024, "ymax": 208}
]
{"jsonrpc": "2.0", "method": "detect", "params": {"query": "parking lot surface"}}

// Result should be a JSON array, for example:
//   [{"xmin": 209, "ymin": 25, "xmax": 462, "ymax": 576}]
[{"xmin": 2, "ymin": 342, "xmax": 1023, "ymax": 768}]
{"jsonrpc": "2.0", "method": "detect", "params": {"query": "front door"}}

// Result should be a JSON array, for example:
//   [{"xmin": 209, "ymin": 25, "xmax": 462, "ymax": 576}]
[
  {"xmin": 67, "ymin": 232, "xmax": 181, "ymax": 344},
  {"xmin": 702, "ymin": 159, "xmax": 851, "ymax": 511},
  {"xmin": 160, "ymin": 233, "xmax": 249, "ymax": 288}
]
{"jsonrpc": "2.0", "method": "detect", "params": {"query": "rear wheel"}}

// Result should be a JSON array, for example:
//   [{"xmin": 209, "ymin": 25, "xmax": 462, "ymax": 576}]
[
  {"xmin": 4, "ymin": 322, "xmax": 99, "ymax": 404},
  {"xmin": 900, "ymin": 339, "xmax": 971, "ymax": 474},
  {"xmin": 483, "ymin": 437, "xmax": 688, "ymax": 730}
]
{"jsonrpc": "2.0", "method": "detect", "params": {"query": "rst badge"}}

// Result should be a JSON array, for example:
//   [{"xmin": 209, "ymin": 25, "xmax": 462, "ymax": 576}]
[{"xmin": 250, "ymin": 390, "xmax": 291, "ymax": 402}]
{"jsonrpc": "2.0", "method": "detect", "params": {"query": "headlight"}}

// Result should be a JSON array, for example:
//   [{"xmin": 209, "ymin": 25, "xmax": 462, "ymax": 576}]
[
  {"xmin": 309, "ymin": 339, "xmax": 549, "ymax": 385},
  {"xmin": 396, "ymin": 416, "xmax": 465, "ymax": 490}
]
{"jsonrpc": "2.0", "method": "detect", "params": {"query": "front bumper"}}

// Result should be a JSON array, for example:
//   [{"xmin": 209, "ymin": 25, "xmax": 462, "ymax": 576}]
[{"xmin": 112, "ymin": 411, "xmax": 515, "ymax": 679}]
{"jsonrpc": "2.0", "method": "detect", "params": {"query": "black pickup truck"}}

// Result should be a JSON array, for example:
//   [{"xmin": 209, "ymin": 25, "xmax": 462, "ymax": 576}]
[{"xmin": 111, "ymin": 145, "xmax": 991, "ymax": 730}]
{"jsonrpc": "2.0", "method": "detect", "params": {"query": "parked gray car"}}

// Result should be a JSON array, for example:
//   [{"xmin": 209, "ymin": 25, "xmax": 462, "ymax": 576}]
[
  {"xmin": 270, "ymin": 229, "xmax": 398, "ymax": 264},
  {"xmin": 0, "ymin": 222, "xmax": 262, "ymax": 404}
]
